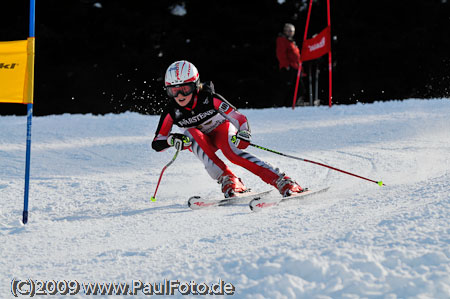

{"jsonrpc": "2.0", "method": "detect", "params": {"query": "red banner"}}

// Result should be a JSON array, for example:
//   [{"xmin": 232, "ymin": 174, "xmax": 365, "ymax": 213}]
[
  {"xmin": 301, "ymin": 26, "xmax": 331, "ymax": 62},
  {"xmin": 292, "ymin": 0, "xmax": 332, "ymax": 109}
]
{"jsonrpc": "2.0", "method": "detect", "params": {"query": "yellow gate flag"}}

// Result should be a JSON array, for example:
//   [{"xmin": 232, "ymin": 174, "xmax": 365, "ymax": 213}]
[{"xmin": 0, "ymin": 38, "xmax": 35, "ymax": 104}]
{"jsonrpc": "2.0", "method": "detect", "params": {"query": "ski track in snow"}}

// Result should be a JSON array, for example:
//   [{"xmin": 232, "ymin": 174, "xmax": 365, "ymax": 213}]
[{"xmin": 1, "ymin": 99, "xmax": 449, "ymax": 298}]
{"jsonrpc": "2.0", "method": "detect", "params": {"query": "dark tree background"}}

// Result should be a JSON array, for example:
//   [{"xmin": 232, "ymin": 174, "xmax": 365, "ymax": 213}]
[{"xmin": 1, "ymin": 0, "xmax": 449, "ymax": 116}]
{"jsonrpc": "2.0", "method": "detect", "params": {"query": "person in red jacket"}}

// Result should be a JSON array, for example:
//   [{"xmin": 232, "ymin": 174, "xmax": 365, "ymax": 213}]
[
  {"xmin": 277, "ymin": 23, "xmax": 301, "ymax": 70},
  {"xmin": 276, "ymin": 23, "xmax": 304, "ymax": 107},
  {"xmin": 152, "ymin": 60, "xmax": 304, "ymax": 198}
]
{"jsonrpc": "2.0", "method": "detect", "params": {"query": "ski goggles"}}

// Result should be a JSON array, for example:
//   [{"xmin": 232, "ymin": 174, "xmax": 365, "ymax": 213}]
[{"xmin": 166, "ymin": 83, "xmax": 196, "ymax": 97}]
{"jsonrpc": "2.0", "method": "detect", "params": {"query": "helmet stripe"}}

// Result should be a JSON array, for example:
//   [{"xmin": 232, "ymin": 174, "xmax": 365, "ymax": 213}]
[{"xmin": 184, "ymin": 73, "xmax": 199, "ymax": 83}]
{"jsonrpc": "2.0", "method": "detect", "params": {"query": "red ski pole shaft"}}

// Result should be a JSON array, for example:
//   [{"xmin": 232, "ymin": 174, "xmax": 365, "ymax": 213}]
[
  {"xmin": 151, "ymin": 164, "xmax": 169, "ymax": 201},
  {"xmin": 302, "ymin": 158, "xmax": 384, "ymax": 185},
  {"xmin": 249, "ymin": 143, "xmax": 384, "ymax": 186},
  {"xmin": 151, "ymin": 142, "xmax": 182, "ymax": 201}
]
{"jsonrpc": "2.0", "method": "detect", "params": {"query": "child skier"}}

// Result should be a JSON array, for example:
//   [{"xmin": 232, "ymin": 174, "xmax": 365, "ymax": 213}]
[{"xmin": 152, "ymin": 60, "xmax": 304, "ymax": 198}]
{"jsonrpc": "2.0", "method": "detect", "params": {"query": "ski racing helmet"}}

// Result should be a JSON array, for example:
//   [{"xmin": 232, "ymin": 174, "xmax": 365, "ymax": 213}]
[{"xmin": 164, "ymin": 60, "xmax": 200, "ymax": 97}]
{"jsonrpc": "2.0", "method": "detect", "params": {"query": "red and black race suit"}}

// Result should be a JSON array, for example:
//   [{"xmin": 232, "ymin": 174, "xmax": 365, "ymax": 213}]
[
  {"xmin": 152, "ymin": 81, "xmax": 241, "ymax": 152},
  {"xmin": 151, "ymin": 81, "xmax": 289, "ymax": 188}
]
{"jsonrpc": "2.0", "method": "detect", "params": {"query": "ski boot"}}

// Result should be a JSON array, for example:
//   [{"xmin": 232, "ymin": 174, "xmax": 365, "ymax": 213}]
[
  {"xmin": 275, "ymin": 174, "xmax": 304, "ymax": 197},
  {"xmin": 218, "ymin": 174, "xmax": 248, "ymax": 198}
]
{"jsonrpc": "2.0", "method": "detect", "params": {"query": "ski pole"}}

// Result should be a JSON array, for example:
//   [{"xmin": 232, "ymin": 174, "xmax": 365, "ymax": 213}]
[
  {"xmin": 150, "ymin": 140, "xmax": 183, "ymax": 202},
  {"xmin": 249, "ymin": 143, "xmax": 385, "ymax": 186}
]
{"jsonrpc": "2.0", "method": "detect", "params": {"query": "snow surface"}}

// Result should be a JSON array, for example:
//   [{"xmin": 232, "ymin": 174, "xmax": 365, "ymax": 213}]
[{"xmin": 1, "ymin": 99, "xmax": 449, "ymax": 298}]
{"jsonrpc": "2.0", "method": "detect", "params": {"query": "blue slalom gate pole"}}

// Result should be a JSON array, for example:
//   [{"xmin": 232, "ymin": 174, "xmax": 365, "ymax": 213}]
[
  {"xmin": 29, "ymin": 0, "xmax": 35, "ymax": 37},
  {"xmin": 23, "ymin": 105, "xmax": 33, "ymax": 224},
  {"xmin": 23, "ymin": 0, "xmax": 35, "ymax": 224}
]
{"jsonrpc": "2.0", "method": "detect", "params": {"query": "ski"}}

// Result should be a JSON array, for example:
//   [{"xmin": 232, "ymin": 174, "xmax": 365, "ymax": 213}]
[
  {"xmin": 249, "ymin": 187, "xmax": 330, "ymax": 212},
  {"xmin": 188, "ymin": 190, "xmax": 273, "ymax": 210}
]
